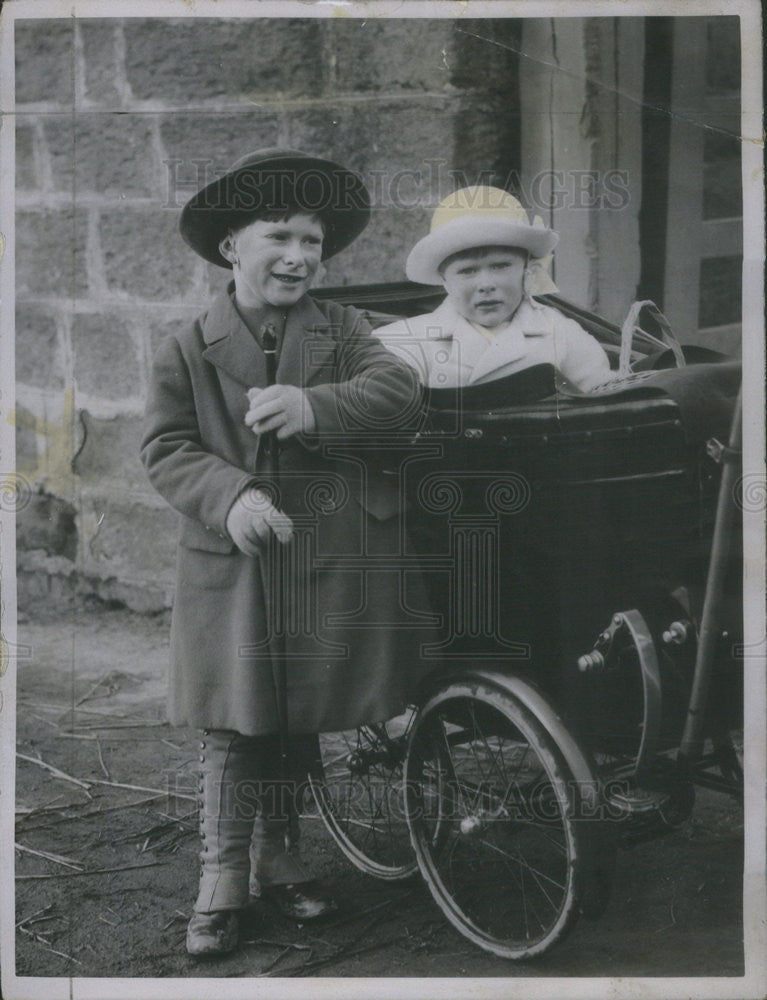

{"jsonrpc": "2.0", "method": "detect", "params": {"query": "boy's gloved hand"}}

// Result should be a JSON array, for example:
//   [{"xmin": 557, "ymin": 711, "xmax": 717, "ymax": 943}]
[
  {"xmin": 225, "ymin": 488, "xmax": 294, "ymax": 556},
  {"xmin": 245, "ymin": 385, "xmax": 317, "ymax": 440}
]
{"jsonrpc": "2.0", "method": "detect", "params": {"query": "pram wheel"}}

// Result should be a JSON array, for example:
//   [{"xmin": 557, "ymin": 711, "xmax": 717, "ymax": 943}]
[
  {"xmin": 405, "ymin": 680, "xmax": 588, "ymax": 959},
  {"xmin": 311, "ymin": 712, "xmax": 418, "ymax": 880}
]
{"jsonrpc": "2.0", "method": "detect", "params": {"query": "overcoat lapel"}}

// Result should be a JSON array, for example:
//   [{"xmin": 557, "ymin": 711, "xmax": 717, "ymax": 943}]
[
  {"xmin": 198, "ymin": 291, "xmax": 339, "ymax": 473},
  {"xmin": 466, "ymin": 312, "xmax": 529, "ymax": 384},
  {"xmin": 276, "ymin": 295, "xmax": 337, "ymax": 388},
  {"xmin": 201, "ymin": 291, "xmax": 268, "ymax": 389},
  {"xmin": 445, "ymin": 312, "xmax": 488, "ymax": 379},
  {"xmin": 423, "ymin": 301, "xmax": 486, "ymax": 384},
  {"xmin": 200, "ymin": 292, "xmax": 268, "ymax": 471}
]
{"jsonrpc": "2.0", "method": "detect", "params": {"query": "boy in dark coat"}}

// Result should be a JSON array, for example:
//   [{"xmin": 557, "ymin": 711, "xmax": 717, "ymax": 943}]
[{"xmin": 140, "ymin": 149, "xmax": 428, "ymax": 956}]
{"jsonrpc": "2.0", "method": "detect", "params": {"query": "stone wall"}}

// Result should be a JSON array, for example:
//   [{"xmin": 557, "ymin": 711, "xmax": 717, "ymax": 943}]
[{"xmin": 13, "ymin": 15, "xmax": 524, "ymax": 612}]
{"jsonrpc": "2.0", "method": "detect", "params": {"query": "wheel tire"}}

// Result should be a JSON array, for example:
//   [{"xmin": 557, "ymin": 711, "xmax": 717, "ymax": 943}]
[
  {"xmin": 310, "ymin": 711, "xmax": 418, "ymax": 880},
  {"xmin": 405, "ymin": 680, "xmax": 588, "ymax": 959}
]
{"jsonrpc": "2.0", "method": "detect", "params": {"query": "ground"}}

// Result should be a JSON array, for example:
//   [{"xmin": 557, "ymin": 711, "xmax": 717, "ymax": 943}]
[{"xmin": 12, "ymin": 607, "xmax": 745, "ymax": 982}]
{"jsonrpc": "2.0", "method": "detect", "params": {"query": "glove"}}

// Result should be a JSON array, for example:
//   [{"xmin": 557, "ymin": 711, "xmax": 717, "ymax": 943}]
[
  {"xmin": 245, "ymin": 384, "xmax": 317, "ymax": 440},
  {"xmin": 225, "ymin": 488, "xmax": 294, "ymax": 557}
]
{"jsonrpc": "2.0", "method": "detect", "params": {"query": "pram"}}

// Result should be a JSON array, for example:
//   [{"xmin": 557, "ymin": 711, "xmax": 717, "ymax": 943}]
[{"xmin": 308, "ymin": 284, "xmax": 743, "ymax": 959}]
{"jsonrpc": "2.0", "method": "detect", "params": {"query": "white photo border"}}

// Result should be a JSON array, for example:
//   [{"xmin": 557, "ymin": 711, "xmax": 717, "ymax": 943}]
[{"xmin": 1, "ymin": 1, "xmax": 764, "ymax": 998}]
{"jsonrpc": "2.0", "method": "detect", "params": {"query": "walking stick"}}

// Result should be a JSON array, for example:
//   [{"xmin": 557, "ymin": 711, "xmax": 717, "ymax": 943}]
[{"xmin": 259, "ymin": 321, "xmax": 293, "ymax": 849}]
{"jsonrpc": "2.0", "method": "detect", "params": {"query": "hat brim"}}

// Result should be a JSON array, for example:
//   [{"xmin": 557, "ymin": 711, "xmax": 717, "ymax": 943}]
[
  {"xmin": 406, "ymin": 217, "xmax": 559, "ymax": 285},
  {"xmin": 180, "ymin": 154, "xmax": 371, "ymax": 268}
]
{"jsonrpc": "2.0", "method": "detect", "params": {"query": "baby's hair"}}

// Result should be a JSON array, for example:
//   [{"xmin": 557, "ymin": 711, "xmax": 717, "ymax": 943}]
[{"xmin": 438, "ymin": 245, "xmax": 528, "ymax": 277}]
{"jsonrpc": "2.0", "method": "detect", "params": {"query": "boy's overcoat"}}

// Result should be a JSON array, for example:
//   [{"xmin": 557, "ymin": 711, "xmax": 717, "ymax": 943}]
[{"xmin": 141, "ymin": 288, "xmax": 433, "ymax": 735}]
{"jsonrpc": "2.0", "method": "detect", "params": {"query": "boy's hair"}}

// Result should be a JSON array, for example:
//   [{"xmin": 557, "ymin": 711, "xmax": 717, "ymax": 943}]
[
  {"xmin": 438, "ymin": 244, "xmax": 528, "ymax": 277},
  {"xmin": 228, "ymin": 207, "xmax": 328, "ymax": 236}
]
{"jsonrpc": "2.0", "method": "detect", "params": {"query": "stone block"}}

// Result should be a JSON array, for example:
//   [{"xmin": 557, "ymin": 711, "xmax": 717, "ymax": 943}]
[
  {"xmin": 100, "ymin": 209, "xmax": 197, "ymax": 301},
  {"xmin": 147, "ymin": 313, "xmax": 199, "ymax": 360},
  {"xmin": 286, "ymin": 101, "xmax": 454, "ymax": 205},
  {"xmin": 16, "ymin": 491, "xmax": 77, "ymax": 560},
  {"xmin": 17, "ymin": 562, "xmax": 78, "ymax": 616},
  {"xmin": 447, "ymin": 21, "xmax": 523, "ymax": 188},
  {"xmin": 12, "ymin": 388, "xmax": 78, "ymax": 503},
  {"xmin": 206, "ymin": 262, "xmax": 233, "ymax": 301},
  {"xmin": 16, "ymin": 209, "xmax": 89, "ymax": 299},
  {"xmin": 17, "ymin": 552, "xmax": 173, "ymax": 614},
  {"xmin": 124, "ymin": 19, "xmax": 323, "ymax": 102},
  {"xmin": 451, "ymin": 93, "xmax": 522, "ymax": 189},
  {"xmin": 101, "ymin": 579, "xmax": 172, "ymax": 614},
  {"xmin": 15, "ymin": 20, "xmax": 74, "ymax": 105},
  {"xmin": 12, "ymin": 404, "xmax": 43, "ymax": 481},
  {"xmin": 72, "ymin": 313, "xmax": 142, "ymax": 399},
  {"xmin": 74, "ymin": 413, "xmax": 146, "ymax": 489},
  {"xmin": 285, "ymin": 107, "xmax": 370, "ymax": 180},
  {"xmin": 328, "ymin": 19, "xmax": 453, "ymax": 92},
  {"xmin": 79, "ymin": 20, "xmax": 122, "ymax": 106},
  {"xmin": 15, "ymin": 410, "xmax": 39, "ymax": 473},
  {"xmin": 79, "ymin": 490, "xmax": 179, "ymax": 585},
  {"xmin": 45, "ymin": 116, "xmax": 157, "ymax": 197},
  {"xmin": 16, "ymin": 304, "xmax": 64, "ymax": 389},
  {"xmin": 16, "ymin": 121, "xmax": 38, "ymax": 191},
  {"xmin": 320, "ymin": 203, "xmax": 431, "ymax": 286},
  {"xmin": 159, "ymin": 111, "xmax": 283, "ymax": 210},
  {"xmin": 448, "ymin": 18, "xmax": 522, "ymax": 91}
]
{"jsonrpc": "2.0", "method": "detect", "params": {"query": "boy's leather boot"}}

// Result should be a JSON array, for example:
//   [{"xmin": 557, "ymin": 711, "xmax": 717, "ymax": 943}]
[{"xmin": 245, "ymin": 735, "xmax": 337, "ymax": 921}]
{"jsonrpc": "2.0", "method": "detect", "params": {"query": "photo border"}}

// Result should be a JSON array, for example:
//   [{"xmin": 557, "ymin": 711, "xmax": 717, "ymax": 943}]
[{"xmin": 1, "ymin": 2, "xmax": 764, "ymax": 998}]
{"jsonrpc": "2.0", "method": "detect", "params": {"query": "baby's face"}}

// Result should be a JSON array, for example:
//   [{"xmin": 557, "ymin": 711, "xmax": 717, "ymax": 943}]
[{"xmin": 441, "ymin": 247, "xmax": 527, "ymax": 327}]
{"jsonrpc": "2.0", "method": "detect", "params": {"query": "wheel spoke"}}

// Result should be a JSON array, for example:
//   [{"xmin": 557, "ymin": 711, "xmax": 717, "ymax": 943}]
[
  {"xmin": 406, "ymin": 685, "xmax": 587, "ymax": 958},
  {"xmin": 313, "ymin": 713, "xmax": 417, "ymax": 879},
  {"xmin": 510, "ymin": 850, "xmax": 566, "ymax": 907},
  {"xmin": 468, "ymin": 704, "xmax": 513, "ymax": 788}
]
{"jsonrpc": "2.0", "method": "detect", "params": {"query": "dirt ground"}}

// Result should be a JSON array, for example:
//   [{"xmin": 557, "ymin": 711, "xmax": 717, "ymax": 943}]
[{"xmin": 12, "ymin": 607, "xmax": 745, "ymax": 982}]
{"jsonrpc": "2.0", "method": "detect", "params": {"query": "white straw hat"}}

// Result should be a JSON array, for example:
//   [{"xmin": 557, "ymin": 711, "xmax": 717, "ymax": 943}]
[{"xmin": 406, "ymin": 186, "xmax": 559, "ymax": 286}]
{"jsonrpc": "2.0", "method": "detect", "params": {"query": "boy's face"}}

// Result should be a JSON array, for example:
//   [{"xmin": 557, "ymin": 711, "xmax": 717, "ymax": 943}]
[
  {"xmin": 441, "ymin": 247, "xmax": 527, "ymax": 326},
  {"xmin": 229, "ymin": 212, "xmax": 324, "ymax": 310}
]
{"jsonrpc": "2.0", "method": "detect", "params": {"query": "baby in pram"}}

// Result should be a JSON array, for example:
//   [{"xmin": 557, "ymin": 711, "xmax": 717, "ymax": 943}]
[{"xmin": 375, "ymin": 186, "xmax": 611, "ymax": 392}]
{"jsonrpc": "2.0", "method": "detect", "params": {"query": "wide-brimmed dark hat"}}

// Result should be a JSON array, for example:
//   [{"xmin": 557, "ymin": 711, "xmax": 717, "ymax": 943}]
[{"xmin": 180, "ymin": 147, "xmax": 371, "ymax": 268}]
